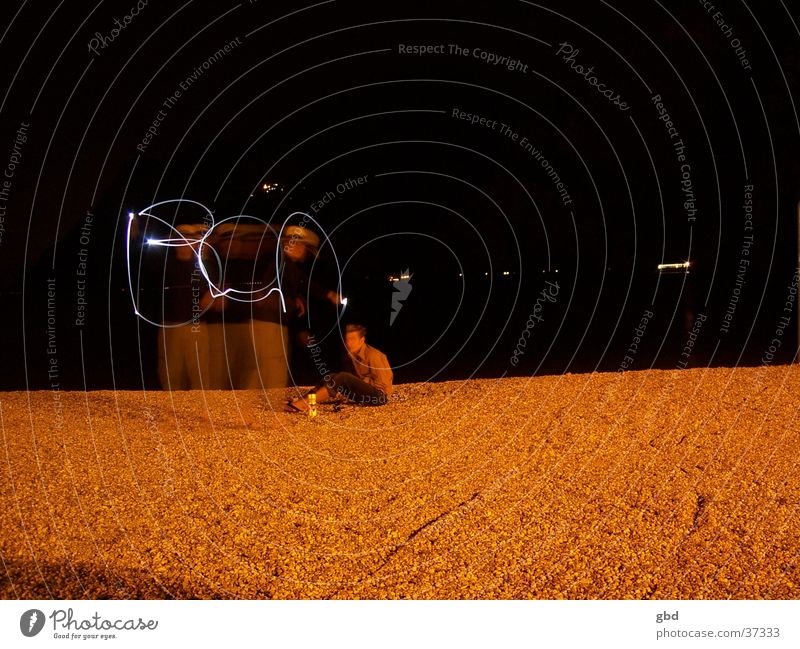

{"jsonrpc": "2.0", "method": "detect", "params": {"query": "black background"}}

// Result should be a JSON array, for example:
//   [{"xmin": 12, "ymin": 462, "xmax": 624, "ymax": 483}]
[{"xmin": 1, "ymin": 0, "xmax": 798, "ymax": 389}]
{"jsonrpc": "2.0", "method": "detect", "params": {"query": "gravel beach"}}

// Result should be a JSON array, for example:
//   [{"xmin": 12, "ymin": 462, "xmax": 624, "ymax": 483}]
[{"xmin": 2, "ymin": 365, "xmax": 799, "ymax": 599}]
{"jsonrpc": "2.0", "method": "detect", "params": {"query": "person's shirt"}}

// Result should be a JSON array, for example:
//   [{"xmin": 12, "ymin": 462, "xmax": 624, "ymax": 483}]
[
  {"xmin": 249, "ymin": 259, "xmax": 300, "ymax": 324},
  {"xmin": 349, "ymin": 342, "xmax": 393, "ymax": 396},
  {"xmin": 205, "ymin": 229, "xmax": 300, "ymax": 325},
  {"xmin": 160, "ymin": 256, "xmax": 205, "ymax": 325},
  {"xmin": 287, "ymin": 257, "xmax": 339, "ymax": 330}
]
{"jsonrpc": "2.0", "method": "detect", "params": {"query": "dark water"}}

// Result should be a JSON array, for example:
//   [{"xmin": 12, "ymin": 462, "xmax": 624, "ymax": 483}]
[{"xmin": 2, "ymin": 249, "xmax": 796, "ymax": 391}]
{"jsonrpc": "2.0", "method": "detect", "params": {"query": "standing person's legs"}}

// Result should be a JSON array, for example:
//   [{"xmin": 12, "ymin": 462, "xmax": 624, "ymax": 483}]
[
  {"xmin": 158, "ymin": 327, "xmax": 191, "ymax": 390},
  {"xmin": 245, "ymin": 320, "xmax": 289, "ymax": 389},
  {"xmin": 182, "ymin": 322, "xmax": 210, "ymax": 389},
  {"xmin": 157, "ymin": 328, "xmax": 170, "ymax": 389},
  {"xmin": 206, "ymin": 323, "xmax": 227, "ymax": 389},
  {"xmin": 225, "ymin": 322, "xmax": 257, "ymax": 389}
]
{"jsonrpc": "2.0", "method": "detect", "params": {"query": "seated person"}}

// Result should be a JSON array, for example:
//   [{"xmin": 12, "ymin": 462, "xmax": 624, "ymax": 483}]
[{"xmin": 287, "ymin": 323, "xmax": 391, "ymax": 410}]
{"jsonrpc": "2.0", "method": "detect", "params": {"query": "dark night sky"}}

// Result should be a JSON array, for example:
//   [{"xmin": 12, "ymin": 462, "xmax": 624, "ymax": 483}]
[{"xmin": 1, "ymin": 0, "xmax": 799, "ymax": 389}]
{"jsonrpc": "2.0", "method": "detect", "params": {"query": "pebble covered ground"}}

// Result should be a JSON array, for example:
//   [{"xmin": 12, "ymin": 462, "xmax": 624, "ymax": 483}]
[{"xmin": 1, "ymin": 365, "xmax": 799, "ymax": 599}]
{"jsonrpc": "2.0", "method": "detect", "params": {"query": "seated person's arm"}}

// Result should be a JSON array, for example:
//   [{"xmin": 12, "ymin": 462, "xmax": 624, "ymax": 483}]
[{"xmin": 369, "ymin": 354, "xmax": 393, "ymax": 394}]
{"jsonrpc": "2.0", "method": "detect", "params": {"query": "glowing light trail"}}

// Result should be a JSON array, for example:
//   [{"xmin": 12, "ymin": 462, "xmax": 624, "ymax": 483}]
[{"xmin": 125, "ymin": 200, "xmax": 346, "ymax": 328}]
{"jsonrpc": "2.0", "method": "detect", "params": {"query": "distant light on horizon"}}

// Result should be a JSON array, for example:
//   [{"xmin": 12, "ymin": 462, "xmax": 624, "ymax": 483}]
[
  {"xmin": 388, "ymin": 272, "xmax": 412, "ymax": 283},
  {"xmin": 657, "ymin": 261, "xmax": 691, "ymax": 273}
]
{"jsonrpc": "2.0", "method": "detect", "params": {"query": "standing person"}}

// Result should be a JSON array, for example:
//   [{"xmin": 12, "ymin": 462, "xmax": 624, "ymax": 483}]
[
  {"xmin": 204, "ymin": 221, "xmax": 300, "ymax": 389},
  {"xmin": 200, "ymin": 222, "xmax": 248, "ymax": 390},
  {"xmin": 286, "ymin": 323, "xmax": 392, "ymax": 410},
  {"xmin": 247, "ymin": 242, "xmax": 301, "ymax": 390},
  {"xmin": 281, "ymin": 225, "xmax": 341, "ymax": 342},
  {"xmin": 157, "ymin": 224, "xmax": 210, "ymax": 390},
  {"xmin": 281, "ymin": 225, "xmax": 342, "ymax": 313},
  {"xmin": 281, "ymin": 225, "xmax": 342, "ymax": 383}
]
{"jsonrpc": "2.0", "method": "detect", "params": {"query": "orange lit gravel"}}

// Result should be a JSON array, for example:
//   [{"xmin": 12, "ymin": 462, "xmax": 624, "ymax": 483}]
[{"xmin": 1, "ymin": 365, "xmax": 799, "ymax": 599}]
